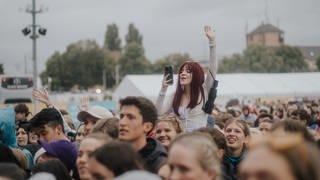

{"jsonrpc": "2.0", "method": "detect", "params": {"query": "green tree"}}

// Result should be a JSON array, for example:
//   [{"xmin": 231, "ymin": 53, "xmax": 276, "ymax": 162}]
[
  {"xmin": 41, "ymin": 40, "xmax": 116, "ymax": 91},
  {"xmin": 0, "ymin": 64, "xmax": 4, "ymax": 74},
  {"xmin": 218, "ymin": 53, "xmax": 244, "ymax": 73},
  {"xmin": 118, "ymin": 23, "xmax": 150, "ymax": 79},
  {"xmin": 40, "ymin": 51, "xmax": 64, "ymax": 90},
  {"xmin": 152, "ymin": 53, "xmax": 190, "ymax": 73},
  {"xmin": 103, "ymin": 23, "xmax": 121, "ymax": 51},
  {"xmin": 119, "ymin": 42, "xmax": 151, "ymax": 78},
  {"xmin": 244, "ymin": 45, "xmax": 280, "ymax": 73},
  {"xmin": 274, "ymin": 45, "xmax": 308, "ymax": 72},
  {"xmin": 125, "ymin": 23, "xmax": 143, "ymax": 45},
  {"xmin": 317, "ymin": 56, "xmax": 320, "ymax": 71},
  {"xmin": 218, "ymin": 45, "xmax": 308, "ymax": 73}
]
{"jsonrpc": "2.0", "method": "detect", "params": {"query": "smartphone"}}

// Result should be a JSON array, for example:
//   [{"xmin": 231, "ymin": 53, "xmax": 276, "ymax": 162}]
[{"xmin": 164, "ymin": 65, "xmax": 174, "ymax": 85}]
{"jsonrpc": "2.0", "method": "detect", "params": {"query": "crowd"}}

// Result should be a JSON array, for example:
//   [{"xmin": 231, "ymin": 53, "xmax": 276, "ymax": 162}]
[{"xmin": 1, "ymin": 26, "xmax": 320, "ymax": 180}]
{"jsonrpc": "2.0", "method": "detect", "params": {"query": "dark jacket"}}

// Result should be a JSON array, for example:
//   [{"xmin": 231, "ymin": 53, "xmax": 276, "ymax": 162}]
[
  {"xmin": 138, "ymin": 138, "xmax": 167, "ymax": 173},
  {"xmin": 221, "ymin": 149, "xmax": 247, "ymax": 180}
]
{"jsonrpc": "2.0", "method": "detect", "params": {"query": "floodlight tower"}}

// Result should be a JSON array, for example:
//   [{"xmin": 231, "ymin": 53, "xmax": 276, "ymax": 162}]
[{"xmin": 22, "ymin": 0, "xmax": 47, "ymax": 90}]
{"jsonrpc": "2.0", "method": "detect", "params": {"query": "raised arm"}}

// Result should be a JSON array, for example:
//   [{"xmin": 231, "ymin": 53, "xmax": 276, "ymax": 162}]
[
  {"xmin": 155, "ymin": 74, "xmax": 172, "ymax": 115},
  {"xmin": 33, "ymin": 88, "xmax": 76, "ymax": 136},
  {"xmin": 204, "ymin": 25, "xmax": 217, "ymax": 88}
]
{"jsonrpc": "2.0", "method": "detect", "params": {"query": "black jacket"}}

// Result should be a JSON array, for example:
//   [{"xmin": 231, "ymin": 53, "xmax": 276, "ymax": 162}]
[{"xmin": 138, "ymin": 138, "xmax": 167, "ymax": 173}]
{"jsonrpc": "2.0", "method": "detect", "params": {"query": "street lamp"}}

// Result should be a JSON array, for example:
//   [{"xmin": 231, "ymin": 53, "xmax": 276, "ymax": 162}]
[{"xmin": 22, "ymin": 0, "xmax": 46, "ymax": 90}]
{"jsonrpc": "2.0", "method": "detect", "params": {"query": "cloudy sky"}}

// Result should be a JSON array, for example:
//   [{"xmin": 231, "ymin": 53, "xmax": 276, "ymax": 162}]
[{"xmin": 0, "ymin": 0, "xmax": 319, "ymax": 75}]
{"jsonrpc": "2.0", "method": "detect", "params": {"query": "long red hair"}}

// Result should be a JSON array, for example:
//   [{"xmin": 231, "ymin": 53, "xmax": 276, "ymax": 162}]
[{"xmin": 172, "ymin": 61, "xmax": 205, "ymax": 115}]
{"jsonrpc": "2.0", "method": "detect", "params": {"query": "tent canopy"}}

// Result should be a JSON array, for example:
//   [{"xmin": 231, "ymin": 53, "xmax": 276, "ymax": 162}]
[{"xmin": 113, "ymin": 73, "xmax": 320, "ymax": 105}]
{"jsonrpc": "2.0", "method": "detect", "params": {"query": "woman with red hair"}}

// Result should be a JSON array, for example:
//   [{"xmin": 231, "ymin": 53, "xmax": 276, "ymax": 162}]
[{"xmin": 156, "ymin": 25, "xmax": 217, "ymax": 132}]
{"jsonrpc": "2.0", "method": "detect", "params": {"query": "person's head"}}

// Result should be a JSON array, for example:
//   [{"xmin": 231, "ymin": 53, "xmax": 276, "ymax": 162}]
[
  {"xmin": 168, "ymin": 132, "xmax": 220, "ymax": 180},
  {"xmin": 0, "ymin": 163, "xmax": 25, "ymax": 180},
  {"xmin": 29, "ymin": 108, "xmax": 65, "ymax": 142},
  {"xmin": 238, "ymin": 133, "xmax": 320, "ymax": 180},
  {"xmin": 194, "ymin": 127, "xmax": 227, "ymax": 158},
  {"xmin": 77, "ymin": 133, "xmax": 113, "ymax": 180},
  {"xmin": 271, "ymin": 119, "xmax": 315, "ymax": 143},
  {"xmin": 158, "ymin": 161, "xmax": 170, "ymax": 180},
  {"xmin": 172, "ymin": 61, "xmax": 205, "ymax": 115},
  {"xmin": 28, "ymin": 131, "xmax": 39, "ymax": 144},
  {"xmin": 16, "ymin": 122, "xmax": 30, "ymax": 147},
  {"xmin": 290, "ymin": 109, "xmax": 312, "ymax": 126},
  {"xmin": 258, "ymin": 119, "xmax": 274, "ymax": 135},
  {"xmin": 11, "ymin": 148, "xmax": 28, "ymax": 170},
  {"xmin": 34, "ymin": 148, "xmax": 48, "ymax": 164},
  {"xmin": 75, "ymin": 123, "xmax": 85, "ymax": 144},
  {"xmin": 90, "ymin": 117, "xmax": 119, "ymax": 139},
  {"xmin": 14, "ymin": 103, "xmax": 30, "ymax": 122},
  {"xmin": 0, "ymin": 144, "xmax": 20, "ymax": 167},
  {"xmin": 118, "ymin": 96, "xmax": 157, "ymax": 147},
  {"xmin": 274, "ymin": 107, "xmax": 284, "ymax": 119},
  {"xmin": 38, "ymin": 140, "xmax": 77, "ymax": 171},
  {"xmin": 88, "ymin": 141, "xmax": 143, "ymax": 179},
  {"xmin": 224, "ymin": 119, "xmax": 250, "ymax": 155},
  {"xmin": 242, "ymin": 105, "xmax": 250, "ymax": 116},
  {"xmin": 77, "ymin": 106, "xmax": 113, "ymax": 136},
  {"xmin": 255, "ymin": 113, "xmax": 273, "ymax": 127},
  {"xmin": 31, "ymin": 159, "xmax": 72, "ymax": 180},
  {"xmin": 155, "ymin": 114, "xmax": 184, "ymax": 148}
]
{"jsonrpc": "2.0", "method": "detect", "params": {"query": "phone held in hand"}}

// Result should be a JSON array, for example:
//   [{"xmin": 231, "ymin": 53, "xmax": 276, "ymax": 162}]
[{"xmin": 164, "ymin": 65, "xmax": 174, "ymax": 85}]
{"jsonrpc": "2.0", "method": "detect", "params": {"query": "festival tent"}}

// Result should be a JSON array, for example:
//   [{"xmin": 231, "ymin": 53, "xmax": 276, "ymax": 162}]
[{"xmin": 112, "ymin": 72, "xmax": 320, "ymax": 105}]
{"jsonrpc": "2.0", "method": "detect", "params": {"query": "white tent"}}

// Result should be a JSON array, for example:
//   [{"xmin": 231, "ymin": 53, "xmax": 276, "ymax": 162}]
[{"xmin": 113, "ymin": 73, "xmax": 320, "ymax": 105}]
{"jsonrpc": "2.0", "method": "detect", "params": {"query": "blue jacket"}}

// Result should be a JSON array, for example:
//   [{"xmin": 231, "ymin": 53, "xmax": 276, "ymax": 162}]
[{"xmin": 0, "ymin": 107, "xmax": 17, "ymax": 148}]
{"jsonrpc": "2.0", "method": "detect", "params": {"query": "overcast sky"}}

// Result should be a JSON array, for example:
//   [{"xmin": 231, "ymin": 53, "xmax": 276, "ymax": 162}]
[{"xmin": 0, "ymin": 0, "xmax": 319, "ymax": 75}]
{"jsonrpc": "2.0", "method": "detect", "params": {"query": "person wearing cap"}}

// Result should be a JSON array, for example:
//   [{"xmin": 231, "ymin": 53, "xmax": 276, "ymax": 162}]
[
  {"xmin": 77, "ymin": 106, "xmax": 113, "ymax": 136},
  {"xmin": 118, "ymin": 96, "xmax": 167, "ymax": 173},
  {"xmin": 29, "ymin": 108, "xmax": 68, "ymax": 142},
  {"xmin": 37, "ymin": 140, "xmax": 77, "ymax": 172},
  {"xmin": 36, "ymin": 139, "xmax": 79, "ymax": 179}
]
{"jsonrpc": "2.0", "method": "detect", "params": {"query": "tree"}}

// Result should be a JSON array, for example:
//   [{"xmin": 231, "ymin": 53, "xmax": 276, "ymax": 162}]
[
  {"xmin": 119, "ymin": 42, "xmax": 151, "ymax": 78},
  {"xmin": 103, "ymin": 23, "xmax": 121, "ymax": 51},
  {"xmin": 317, "ymin": 56, "xmax": 320, "ymax": 71},
  {"xmin": 218, "ymin": 53, "xmax": 244, "ymax": 73},
  {"xmin": 218, "ymin": 45, "xmax": 308, "ymax": 73},
  {"xmin": 152, "ymin": 53, "xmax": 190, "ymax": 73},
  {"xmin": 125, "ymin": 23, "xmax": 143, "ymax": 45},
  {"xmin": 118, "ymin": 24, "xmax": 150, "ymax": 79},
  {"xmin": 0, "ymin": 64, "xmax": 4, "ymax": 74},
  {"xmin": 40, "ymin": 51, "xmax": 64, "ymax": 90},
  {"xmin": 41, "ymin": 40, "xmax": 116, "ymax": 91},
  {"xmin": 274, "ymin": 45, "xmax": 308, "ymax": 72}
]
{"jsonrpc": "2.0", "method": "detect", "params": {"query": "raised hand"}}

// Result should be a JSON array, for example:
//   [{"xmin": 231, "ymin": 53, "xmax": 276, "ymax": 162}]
[
  {"xmin": 204, "ymin": 25, "xmax": 215, "ymax": 42},
  {"xmin": 33, "ymin": 88, "xmax": 52, "ymax": 107},
  {"xmin": 162, "ymin": 74, "xmax": 172, "ymax": 88},
  {"xmin": 78, "ymin": 96, "xmax": 89, "ymax": 111}
]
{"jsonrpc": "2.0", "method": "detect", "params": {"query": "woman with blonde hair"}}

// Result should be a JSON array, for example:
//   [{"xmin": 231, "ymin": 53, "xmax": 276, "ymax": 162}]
[
  {"xmin": 154, "ymin": 114, "xmax": 184, "ymax": 149},
  {"xmin": 168, "ymin": 132, "xmax": 221, "ymax": 180},
  {"xmin": 76, "ymin": 133, "xmax": 113, "ymax": 180},
  {"xmin": 239, "ymin": 133, "xmax": 320, "ymax": 180}
]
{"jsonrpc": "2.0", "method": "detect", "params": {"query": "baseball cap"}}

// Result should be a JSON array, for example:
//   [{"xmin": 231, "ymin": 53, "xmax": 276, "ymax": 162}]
[
  {"xmin": 77, "ymin": 106, "xmax": 113, "ymax": 122},
  {"xmin": 38, "ymin": 140, "xmax": 77, "ymax": 171}
]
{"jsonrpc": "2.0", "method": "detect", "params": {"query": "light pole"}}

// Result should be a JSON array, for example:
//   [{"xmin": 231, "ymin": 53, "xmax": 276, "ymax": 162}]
[{"xmin": 22, "ymin": 0, "xmax": 46, "ymax": 90}]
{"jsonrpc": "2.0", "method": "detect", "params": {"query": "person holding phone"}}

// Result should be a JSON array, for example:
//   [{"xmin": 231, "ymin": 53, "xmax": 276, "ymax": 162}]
[{"xmin": 155, "ymin": 25, "xmax": 217, "ymax": 132}]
